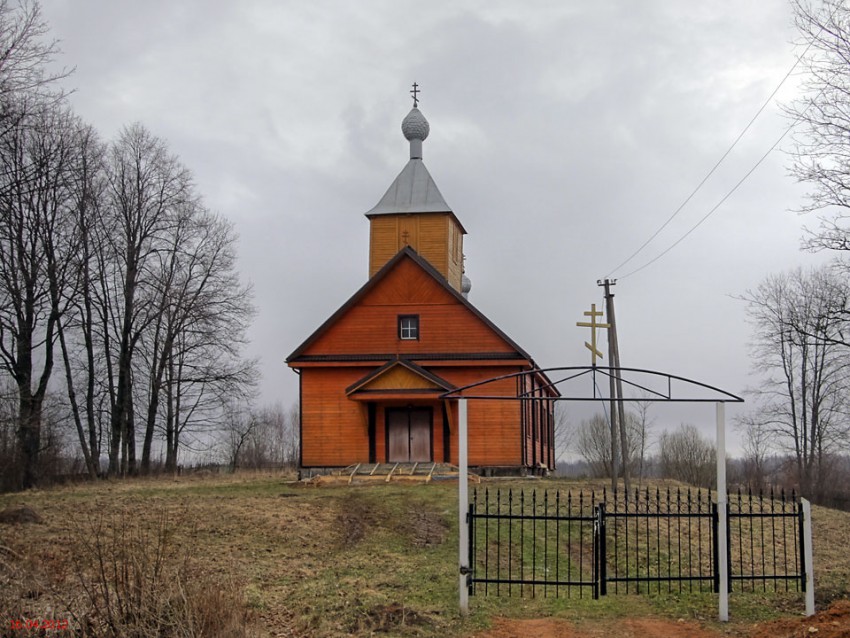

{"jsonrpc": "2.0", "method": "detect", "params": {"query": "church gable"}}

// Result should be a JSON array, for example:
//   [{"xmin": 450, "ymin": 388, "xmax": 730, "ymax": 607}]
[
  {"xmin": 287, "ymin": 248, "xmax": 529, "ymax": 361},
  {"xmin": 363, "ymin": 255, "xmax": 455, "ymax": 306},
  {"xmin": 345, "ymin": 359, "xmax": 454, "ymax": 395}
]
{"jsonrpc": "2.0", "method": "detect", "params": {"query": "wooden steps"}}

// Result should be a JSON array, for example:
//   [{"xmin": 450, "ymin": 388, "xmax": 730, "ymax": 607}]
[{"xmin": 310, "ymin": 462, "xmax": 479, "ymax": 486}]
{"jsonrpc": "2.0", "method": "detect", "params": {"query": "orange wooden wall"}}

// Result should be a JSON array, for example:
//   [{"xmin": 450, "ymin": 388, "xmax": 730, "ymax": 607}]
[
  {"xmin": 301, "ymin": 257, "xmax": 515, "ymax": 357},
  {"xmin": 369, "ymin": 213, "xmax": 464, "ymax": 291},
  {"xmin": 300, "ymin": 365, "xmax": 526, "ymax": 468},
  {"xmin": 293, "ymin": 250, "xmax": 554, "ymax": 470}
]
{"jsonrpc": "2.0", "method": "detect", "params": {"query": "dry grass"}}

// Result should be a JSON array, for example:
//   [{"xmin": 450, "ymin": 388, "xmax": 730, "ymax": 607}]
[{"xmin": 0, "ymin": 473, "xmax": 849, "ymax": 637}]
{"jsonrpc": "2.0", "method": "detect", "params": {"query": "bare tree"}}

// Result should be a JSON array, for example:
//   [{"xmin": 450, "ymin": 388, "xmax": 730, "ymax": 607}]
[
  {"xmin": 0, "ymin": 0, "xmax": 71, "ymax": 129},
  {"xmin": 633, "ymin": 396, "xmax": 654, "ymax": 484},
  {"xmin": 741, "ymin": 265, "xmax": 850, "ymax": 497},
  {"xmin": 659, "ymin": 424, "xmax": 715, "ymax": 488},
  {"xmin": 0, "ymin": 102, "xmax": 88, "ymax": 488},
  {"xmin": 221, "ymin": 402, "xmax": 299, "ymax": 471},
  {"xmin": 101, "ymin": 123, "xmax": 191, "ymax": 476},
  {"xmin": 735, "ymin": 417, "xmax": 773, "ymax": 491},
  {"xmin": 221, "ymin": 401, "xmax": 257, "ymax": 472},
  {"xmin": 54, "ymin": 123, "xmax": 105, "ymax": 478},
  {"xmin": 575, "ymin": 411, "xmax": 642, "ymax": 480},
  {"xmin": 787, "ymin": 0, "xmax": 850, "ymax": 250},
  {"xmin": 140, "ymin": 209, "xmax": 256, "ymax": 473},
  {"xmin": 553, "ymin": 403, "xmax": 571, "ymax": 465}
]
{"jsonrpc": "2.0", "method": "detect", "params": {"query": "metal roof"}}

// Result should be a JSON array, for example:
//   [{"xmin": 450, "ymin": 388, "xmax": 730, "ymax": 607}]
[
  {"xmin": 365, "ymin": 158, "xmax": 453, "ymax": 216},
  {"xmin": 365, "ymin": 105, "xmax": 456, "ymax": 218}
]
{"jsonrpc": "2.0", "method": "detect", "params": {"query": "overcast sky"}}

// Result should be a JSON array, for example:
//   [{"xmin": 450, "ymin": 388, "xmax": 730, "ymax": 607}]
[{"xmin": 39, "ymin": 1, "xmax": 833, "ymax": 454}]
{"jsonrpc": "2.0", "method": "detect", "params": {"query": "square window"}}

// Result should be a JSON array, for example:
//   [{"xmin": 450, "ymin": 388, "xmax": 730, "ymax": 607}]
[{"xmin": 398, "ymin": 315, "xmax": 419, "ymax": 340}]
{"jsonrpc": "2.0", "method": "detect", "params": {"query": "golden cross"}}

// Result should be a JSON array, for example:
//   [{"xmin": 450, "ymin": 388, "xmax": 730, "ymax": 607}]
[{"xmin": 576, "ymin": 303, "xmax": 610, "ymax": 365}]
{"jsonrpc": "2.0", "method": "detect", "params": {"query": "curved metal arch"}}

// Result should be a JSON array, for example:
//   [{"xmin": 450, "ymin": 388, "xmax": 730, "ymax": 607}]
[{"xmin": 439, "ymin": 366, "xmax": 744, "ymax": 403}]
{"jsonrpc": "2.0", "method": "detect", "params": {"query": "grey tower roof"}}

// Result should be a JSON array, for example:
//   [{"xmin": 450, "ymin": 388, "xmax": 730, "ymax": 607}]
[{"xmin": 365, "ymin": 106, "xmax": 455, "ymax": 218}]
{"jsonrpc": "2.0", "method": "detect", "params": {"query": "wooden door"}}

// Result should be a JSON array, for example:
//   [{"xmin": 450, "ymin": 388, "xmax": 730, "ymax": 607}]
[
  {"xmin": 409, "ymin": 409, "xmax": 431, "ymax": 462},
  {"xmin": 388, "ymin": 411, "xmax": 409, "ymax": 461},
  {"xmin": 386, "ymin": 407, "xmax": 432, "ymax": 462}
]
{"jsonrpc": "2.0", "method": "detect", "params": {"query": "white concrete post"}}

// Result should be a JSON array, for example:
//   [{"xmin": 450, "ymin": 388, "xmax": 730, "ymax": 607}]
[
  {"xmin": 802, "ymin": 498, "xmax": 815, "ymax": 617},
  {"xmin": 716, "ymin": 401, "xmax": 729, "ymax": 622},
  {"xmin": 458, "ymin": 398, "xmax": 469, "ymax": 615}
]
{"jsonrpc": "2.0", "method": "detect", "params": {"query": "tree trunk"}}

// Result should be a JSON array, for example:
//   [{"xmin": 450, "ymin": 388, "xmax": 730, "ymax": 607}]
[
  {"xmin": 57, "ymin": 314, "xmax": 97, "ymax": 478},
  {"xmin": 16, "ymin": 389, "xmax": 42, "ymax": 489}
]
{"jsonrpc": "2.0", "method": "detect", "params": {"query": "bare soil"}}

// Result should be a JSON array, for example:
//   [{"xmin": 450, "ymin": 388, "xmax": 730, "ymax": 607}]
[
  {"xmin": 750, "ymin": 599, "xmax": 850, "ymax": 638},
  {"xmin": 474, "ymin": 600, "xmax": 850, "ymax": 637}
]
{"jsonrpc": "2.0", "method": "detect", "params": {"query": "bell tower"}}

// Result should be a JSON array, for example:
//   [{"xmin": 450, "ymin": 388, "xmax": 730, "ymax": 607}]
[{"xmin": 365, "ymin": 86, "xmax": 468, "ymax": 293}]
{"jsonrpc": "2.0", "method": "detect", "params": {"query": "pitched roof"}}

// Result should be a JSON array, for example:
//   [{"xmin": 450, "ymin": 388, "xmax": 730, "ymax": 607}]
[
  {"xmin": 365, "ymin": 159, "xmax": 452, "ymax": 216},
  {"xmin": 286, "ymin": 246, "xmax": 533, "ymax": 363},
  {"xmin": 345, "ymin": 358, "xmax": 455, "ymax": 395}
]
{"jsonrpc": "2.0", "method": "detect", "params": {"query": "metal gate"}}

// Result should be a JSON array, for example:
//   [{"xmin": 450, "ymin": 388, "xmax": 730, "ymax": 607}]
[{"xmin": 467, "ymin": 486, "xmax": 806, "ymax": 600}]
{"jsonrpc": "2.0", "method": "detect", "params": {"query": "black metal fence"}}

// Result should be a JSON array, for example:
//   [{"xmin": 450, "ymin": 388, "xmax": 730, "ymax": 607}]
[
  {"xmin": 468, "ymin": 486, "xmax": 804, "ymax": 599},
  {"xmin": 727, "ymin": 487, "xmax": 804, "ymax": 593}
]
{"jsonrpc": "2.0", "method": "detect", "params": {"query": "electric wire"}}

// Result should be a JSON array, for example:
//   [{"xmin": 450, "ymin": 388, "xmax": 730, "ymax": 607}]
[
  {"xmin": 604, "ymin": 10, "xmax": 831, "ymax": 280},
  {"xmin": 618, "ymin": 81, "xmax": 826, "ymax": 281},
  {"xmin": 617, "ymin": 123, "xmax": 794, "ymax": 280}
]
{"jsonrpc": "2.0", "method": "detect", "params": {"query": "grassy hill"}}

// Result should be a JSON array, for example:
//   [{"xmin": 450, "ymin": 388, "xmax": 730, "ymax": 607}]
[{"xmin": 1, "ymin": 473, "xmax": 849, "ymax": 637}]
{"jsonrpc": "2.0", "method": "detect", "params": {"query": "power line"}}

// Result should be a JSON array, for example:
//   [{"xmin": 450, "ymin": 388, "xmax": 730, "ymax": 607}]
[
  {"xmin": 618, "ymin": 122, "xmax": 794, "ymax": 280},
  {"xmin": 604, "ymin": 18, "xmax": 824, "ymax": 280},
  {"xmin": 617, "ymin": 50, "xmax": 835, "ymax": 281}
]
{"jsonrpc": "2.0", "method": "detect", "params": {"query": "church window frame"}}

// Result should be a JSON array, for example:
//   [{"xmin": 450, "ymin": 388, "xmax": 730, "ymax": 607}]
[{"xmin": 398, "ymin": 315, "xmax": 420, "ymax": 340}]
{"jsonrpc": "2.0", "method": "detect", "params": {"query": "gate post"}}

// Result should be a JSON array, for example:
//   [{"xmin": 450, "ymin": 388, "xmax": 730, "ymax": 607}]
[
  {"xmin": 802, "ymin": 498, "xmax": 815, "ymax": 616},
  {"xmin": 458, "ymin": 398, "xmax": 469, "ymax": 615},
  {"xmin": 716, "ymin": 402, "xmax": 729, "ymax": 622}
]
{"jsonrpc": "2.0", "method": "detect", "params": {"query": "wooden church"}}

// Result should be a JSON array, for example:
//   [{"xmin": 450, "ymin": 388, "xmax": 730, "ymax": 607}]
[{"xmin": 287, "ymin": 96, "xmax": 558, "ymax": 475}]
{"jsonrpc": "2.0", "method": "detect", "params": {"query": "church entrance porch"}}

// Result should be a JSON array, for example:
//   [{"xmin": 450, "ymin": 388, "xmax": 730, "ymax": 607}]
[{"xmin": 386, "ymin": 406, "xmax": 432, "ymax": 463}]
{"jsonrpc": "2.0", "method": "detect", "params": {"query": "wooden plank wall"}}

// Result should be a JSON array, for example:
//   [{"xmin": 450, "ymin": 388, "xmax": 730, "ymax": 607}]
[
  {"xmin": 300, "ymin": 365, "xmax": 529, "ymax": 468},
  {"xmin": 302, "ymin": 259, "xmax": 514, "ymax": 356},
  {"xmin": 368, "ymin": 213, "xmax": 464, "ymax": 290},
  {"xmin": 300, "ymin": 368, "xmax": 370, "ymax": 467}
]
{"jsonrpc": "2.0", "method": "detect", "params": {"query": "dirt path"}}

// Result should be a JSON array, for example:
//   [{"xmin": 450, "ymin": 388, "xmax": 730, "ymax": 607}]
[{"xmin": 472, "ymin": 600, "xmax": 850, "ymax": 638}]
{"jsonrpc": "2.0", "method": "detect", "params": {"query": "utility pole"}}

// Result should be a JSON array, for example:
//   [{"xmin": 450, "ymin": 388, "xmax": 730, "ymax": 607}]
[{"xmin": 599, "ymin": 279, "xmax": 630, "ymax": 493}]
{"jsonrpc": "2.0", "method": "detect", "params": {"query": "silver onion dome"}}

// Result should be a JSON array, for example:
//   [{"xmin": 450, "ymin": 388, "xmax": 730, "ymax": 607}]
[{"xmin": 402, "ymin": 107, "xmax": 429, "ymax": 159}]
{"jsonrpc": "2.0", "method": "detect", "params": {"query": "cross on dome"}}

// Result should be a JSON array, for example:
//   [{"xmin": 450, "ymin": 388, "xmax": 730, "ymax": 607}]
[{"xmin": 402, "ymin": 83, "xmax": 430, "ymax": 159}]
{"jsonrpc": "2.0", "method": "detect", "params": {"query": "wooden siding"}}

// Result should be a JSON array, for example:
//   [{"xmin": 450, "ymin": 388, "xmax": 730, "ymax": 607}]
[
  {"xmin": 432, "ymin": 367, "xmax": 523, "ymax": 466},
  {"xmin": 358, "ymin": 365, "xmax": 442, "ymax": 391},
  {"xmin": 369, "ymin": 216, "xmax": 400, "ymax": 277},
  {"xmin": 300, "ymin": 363, "xmax": 530, "ymax": 468},
  {"xmin": 294, "ymin": 247, "xmax": 554, "ymax": 470},
  {"xmin": 302, "ymin": 260, "xmax": 516, "ymax": 355},
  {"xmin": 368, "ymin": 213, "xmax": 464, "ymax": 291},
  {"xmin": 297, "ymin": 355, "xmax": 553, "ymax": 469},
  {"xmin": 301, "ymin": 368, "xmax": 371, "ymax": 467},
  {"xmin": 301, "ymin": 257, "xmax": 513, "ymax": 356}
]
